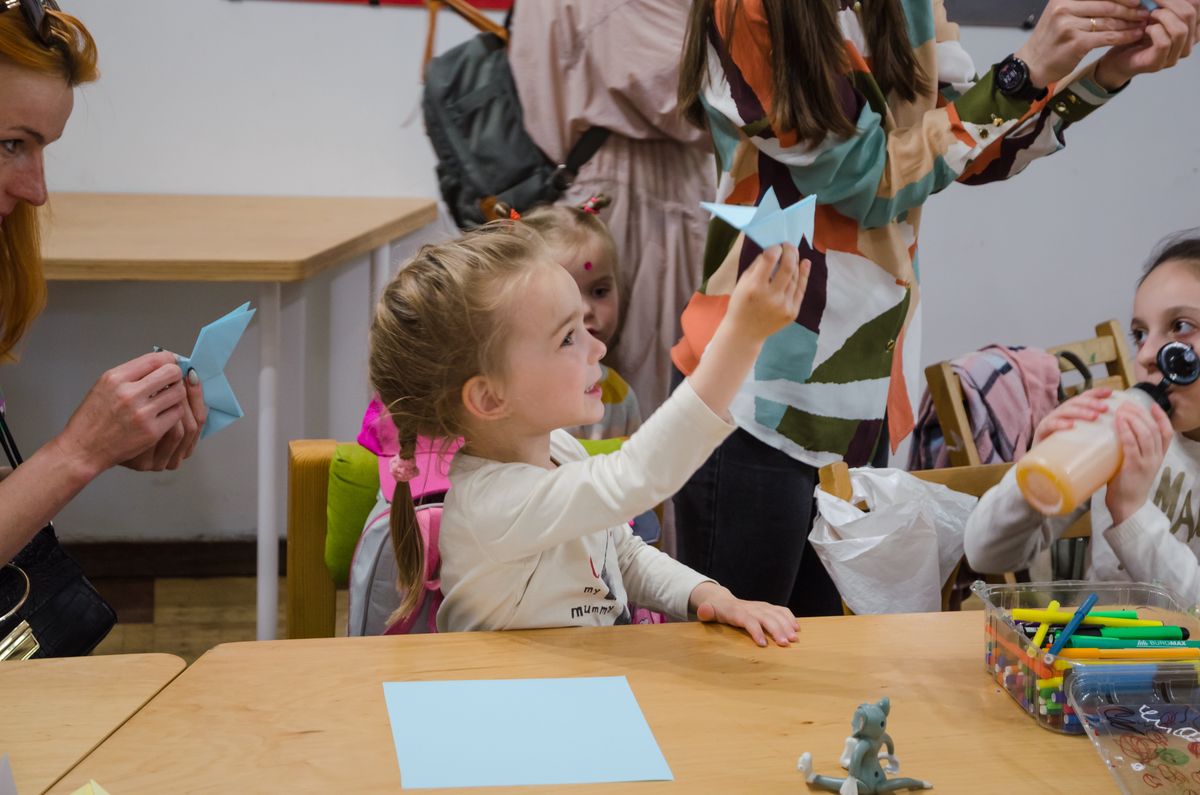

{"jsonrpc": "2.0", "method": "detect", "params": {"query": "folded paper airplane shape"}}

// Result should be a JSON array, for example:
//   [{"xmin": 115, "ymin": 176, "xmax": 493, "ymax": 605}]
[
  {"xmin": 701, "ymin": 187, "xmax": 816, "ymax": 250},
  {"xmin": 176, "ymin": 303, "xmax": 256, "ymax": 438}
]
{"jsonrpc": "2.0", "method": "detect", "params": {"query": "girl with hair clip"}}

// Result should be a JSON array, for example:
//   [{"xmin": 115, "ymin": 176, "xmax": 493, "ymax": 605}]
[
  {"xmin": 508, "ymin": 0, "xmax": 718, "ymax": 420},
  {"xmin": 0, "ymin": 1, "xmax": 206, "ymax": 563},
  {"xmin": 966, "ymin": 233, "xmax": 1200, "ymax": 599},
  {"xmin": 671, "ymin": 0, "xmax": 1200, "ymax": 617},
  {"xmin": 519, "ymin": 195, "xmax": 642, "ymax": 441},
  {"xmin": 369, "ymin": 223, "xmax": 808, "ymax": 646}
]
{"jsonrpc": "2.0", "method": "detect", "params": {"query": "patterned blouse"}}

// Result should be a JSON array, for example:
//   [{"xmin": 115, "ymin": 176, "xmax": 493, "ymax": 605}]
[{"xmin": 671, "ymin": 0, "xmax": 1119, "ymax": 467}]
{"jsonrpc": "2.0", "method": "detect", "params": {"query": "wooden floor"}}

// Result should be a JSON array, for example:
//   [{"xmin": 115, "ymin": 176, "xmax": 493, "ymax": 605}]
[{"xmin": 91, "ymin": 577, "xmax": 349, "ymax": 663}]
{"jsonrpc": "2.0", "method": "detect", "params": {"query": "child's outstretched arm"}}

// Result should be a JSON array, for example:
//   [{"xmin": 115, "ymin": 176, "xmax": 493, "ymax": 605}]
[
  {"xmin": 688, "ymin": 581, "xmax": 799, "ymax": 648},
  {"xmin": 688, "ymin": 245, "xmax": 810, "ymax": 419}
]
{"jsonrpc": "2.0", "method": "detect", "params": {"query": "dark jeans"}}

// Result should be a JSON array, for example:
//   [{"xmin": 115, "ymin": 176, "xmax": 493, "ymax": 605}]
[{"xmin": 674, "ymin": 427, "xmax": 844, "ymax": 617}]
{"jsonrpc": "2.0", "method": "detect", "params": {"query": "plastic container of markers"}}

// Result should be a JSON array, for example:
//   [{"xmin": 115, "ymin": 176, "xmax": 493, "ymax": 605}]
[{"xmin": 973, "ymin": 580, "xmax": 1200, "ymax": 735}]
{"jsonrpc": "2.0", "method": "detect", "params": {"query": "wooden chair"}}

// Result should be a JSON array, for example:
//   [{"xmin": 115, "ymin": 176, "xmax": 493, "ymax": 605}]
[
  {"xmin": 817, "ymin": 460, "xmax": 1012, "ymax": 614},
  {"xmin": 287, "ymin": 439, "xmax": 341, "ymax": 639},
  {"xmin": 924, "ymin": 319, "xmax": 1136, "ymax": 467}
]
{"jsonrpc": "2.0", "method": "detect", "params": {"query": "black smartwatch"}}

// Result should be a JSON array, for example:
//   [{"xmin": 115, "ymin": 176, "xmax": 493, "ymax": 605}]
[{"xmin": 995, "ymin": 54, "xmax": 1048, "ymax": 101}]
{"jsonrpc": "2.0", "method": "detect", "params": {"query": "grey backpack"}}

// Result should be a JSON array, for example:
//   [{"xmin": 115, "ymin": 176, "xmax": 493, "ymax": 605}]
[
  {"xmin": 347, "ymin": 493, "xmax": 445, "ymax": 637},
  {"xmin": 422, "ymin": 31, "xmax": 608, "ymax": 228}
]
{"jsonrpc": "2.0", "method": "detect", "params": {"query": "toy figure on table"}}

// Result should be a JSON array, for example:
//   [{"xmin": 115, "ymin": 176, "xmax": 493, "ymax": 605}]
[{"xmin": 798, "ymin": 697, "xmax": 932, "ymax": 794}]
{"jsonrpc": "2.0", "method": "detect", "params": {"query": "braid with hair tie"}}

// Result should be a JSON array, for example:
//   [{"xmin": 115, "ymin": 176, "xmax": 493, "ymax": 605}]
[{"xmin": 389, "ymin": 436, "xmax": 421, "ymax": 483}]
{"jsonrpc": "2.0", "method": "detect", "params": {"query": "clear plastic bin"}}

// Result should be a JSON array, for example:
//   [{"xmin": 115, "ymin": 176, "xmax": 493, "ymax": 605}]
[
  {"xmin": 1066, "ymin": 660, "xmax": 1200, "ymax": 794},
  {"xmin": 972, "ymin": 580, "xmax": 1200, "ymax": 735}
]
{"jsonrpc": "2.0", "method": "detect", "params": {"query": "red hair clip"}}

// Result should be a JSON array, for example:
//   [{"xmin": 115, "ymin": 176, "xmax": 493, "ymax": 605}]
[{"xmin": 579, "ymin": 195, "xmax": 610, "ymax": 215}]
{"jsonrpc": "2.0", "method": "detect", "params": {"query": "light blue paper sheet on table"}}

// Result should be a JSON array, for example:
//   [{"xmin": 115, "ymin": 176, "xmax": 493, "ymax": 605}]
[
  {"xmin": 0, "ymin": 755, "xmax": 15, "ymax": 795},
  {"xmin": 176, "ymin": 302, "xmax": 255, "ymax": 438},
  {"xmin": 702, "ymin": 186, "xmax": 817, "ymax": 250},
  {"xmin": 382, "ymin": 676, "xmax": 673, "ymax": 789}
]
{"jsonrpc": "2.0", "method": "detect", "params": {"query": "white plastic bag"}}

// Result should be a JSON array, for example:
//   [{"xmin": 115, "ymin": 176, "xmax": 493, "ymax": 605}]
[{"xmin": 811, "ymin": 468, "xmax": 977, "ymax": 615}]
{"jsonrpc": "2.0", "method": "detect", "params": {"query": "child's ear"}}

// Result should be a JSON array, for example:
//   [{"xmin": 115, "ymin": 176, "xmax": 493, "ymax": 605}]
[{"xmin": 461, "ymin": 374, "xmax": 508, "ymax": 422}]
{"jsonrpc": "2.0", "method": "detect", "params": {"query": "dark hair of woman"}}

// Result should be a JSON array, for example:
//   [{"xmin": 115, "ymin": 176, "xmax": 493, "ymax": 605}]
[{"xmin": 679, "ymin": 0, "xmax": 928, "ymax": 147}]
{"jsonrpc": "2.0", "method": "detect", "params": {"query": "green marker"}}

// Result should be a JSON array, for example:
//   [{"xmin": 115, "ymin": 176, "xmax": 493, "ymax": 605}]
[
  {"xmin": 1101, "ymin": 626, "xmax": 1189, "ymax": 640},
  {"xmin": 1067, "ymin": 637, "xmax": 1200, "ymax": 649}
]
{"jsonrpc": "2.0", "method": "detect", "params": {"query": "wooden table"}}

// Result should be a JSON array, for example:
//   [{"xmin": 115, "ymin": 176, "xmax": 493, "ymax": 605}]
[
  {"xmin": 47, "ymin": 613, "xmax": 1118, "ymax": 793},
  {"xmin": 40, "ymin": 193, "xmax": 438, "ymax": 640},
  {"xmin": 0, "ymin": 653, "xmax": 185, "ymax": 795}
]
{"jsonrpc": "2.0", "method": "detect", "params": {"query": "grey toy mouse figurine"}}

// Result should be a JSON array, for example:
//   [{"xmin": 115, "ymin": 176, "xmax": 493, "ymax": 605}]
[{"xmin": 797, "ymin": 697, "xmax": 932, "ymax": 794}]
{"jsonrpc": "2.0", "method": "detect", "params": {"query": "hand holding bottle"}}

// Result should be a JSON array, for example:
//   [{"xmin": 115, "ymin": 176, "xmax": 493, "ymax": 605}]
[
  {"xmin": 1032, "ymin": 387, "xmax": 1112, "ymax": 445},
  {"xmin": 1105, "ymin": 399, "xmax": 1174, "ymax": 524}
]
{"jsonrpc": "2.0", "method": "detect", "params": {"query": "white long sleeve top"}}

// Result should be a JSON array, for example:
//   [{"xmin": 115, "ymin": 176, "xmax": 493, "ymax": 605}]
[
  {"xmin": 436, "ymin": 380, "xmax": 732, "ymax": 632},
  {"xmin": 964, "ymin": 434, "xmax": 1200, "ymax": 600}
]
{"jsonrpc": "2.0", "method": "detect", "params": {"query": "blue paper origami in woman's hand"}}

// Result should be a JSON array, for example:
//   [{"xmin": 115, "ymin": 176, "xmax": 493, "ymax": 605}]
[
  {"xmin": 176, "ymin": 303, "xmax": 256, "ymax": 438},
  {"xmin": 701, "ymin": 187, "xmax": 816, "ymax": 250}
]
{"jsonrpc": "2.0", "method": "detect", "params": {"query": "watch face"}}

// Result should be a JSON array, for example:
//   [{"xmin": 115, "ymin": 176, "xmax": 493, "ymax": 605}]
[{"xmin": 997, "ymin": 58, "xmax": 1027, "ymax": 94}]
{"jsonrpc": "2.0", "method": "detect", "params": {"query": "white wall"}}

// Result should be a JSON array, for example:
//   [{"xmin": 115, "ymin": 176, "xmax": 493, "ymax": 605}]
[
  {"xmin": 921, "ymin": 26, "xmax": 1200, "ymax": 365},
  {"xmin": 6, "ymin": 0, "xmax": 480, "ymax": 542},
  {"xmin": 6, "ymin": 1, "xmax": 1198, "ymax": 540}
]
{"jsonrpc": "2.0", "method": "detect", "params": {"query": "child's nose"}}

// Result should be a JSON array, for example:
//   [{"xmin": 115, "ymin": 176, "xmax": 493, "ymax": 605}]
[
  {"xmin": 590, "ymin": 334, "xmax": 606, "ymax": 363},
  {"xmin": 1136, "ymin": 339, "xmax": 1161, "ymax": 377}
]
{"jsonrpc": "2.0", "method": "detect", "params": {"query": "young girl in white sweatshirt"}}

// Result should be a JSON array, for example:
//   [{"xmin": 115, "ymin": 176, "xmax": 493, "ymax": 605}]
[
  {"xmin": 965, "ymin": 233, "xmax": 1200, "ymax": 598},
  {"xmin": 369, "ymin": 223, "xmax": 809, "ymax": 646}
]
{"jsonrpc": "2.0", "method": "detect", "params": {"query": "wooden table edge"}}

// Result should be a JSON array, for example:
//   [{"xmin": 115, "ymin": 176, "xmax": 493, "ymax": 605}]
[
  {"xmin": 41, "ymin": 200, "xmax": 438, "ymax": 283},
  {"xmin": 41, "ymin": 653, "xmax": 188, "ymax": 795}
]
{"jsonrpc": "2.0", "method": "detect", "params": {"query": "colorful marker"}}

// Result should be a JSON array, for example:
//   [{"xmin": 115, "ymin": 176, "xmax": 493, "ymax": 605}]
[
  {"xmin": 1013, "ymin": 607, "xmax": 1161, "ymax": 628},
  {"xmin": 1067, "ymin": 637, "xmax": 1200, "ymax": 649},
  {"xmin": 1029, "ymin": 599, "xmax": 1060, "ymax": 654},
  {"xmin": 1058, "ymin": 647, "xmax": 1200, "ymax": 660},
  {"xmin": 1020, "ymin": 624, "xmax": 1191, "ymax": 641},
  {"xmin": 1046, "ymin": 592, "xmax": 1099, "ymax": 658}
]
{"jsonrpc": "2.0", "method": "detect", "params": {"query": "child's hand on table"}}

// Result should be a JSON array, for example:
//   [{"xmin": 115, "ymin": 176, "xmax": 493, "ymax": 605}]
[{"xmin": 689, "ymin": 581, "xmax": 799, "ymax": 647}]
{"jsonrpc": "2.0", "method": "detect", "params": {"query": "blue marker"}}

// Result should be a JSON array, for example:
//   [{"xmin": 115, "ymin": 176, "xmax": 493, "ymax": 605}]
[
  {"xmin": 1142, "ymin": 0, "xmax": 1159, "ymax": 10},
  {"xmin": 1047, "ymin": 592, "xmax": 1099, "ymax": 659}
]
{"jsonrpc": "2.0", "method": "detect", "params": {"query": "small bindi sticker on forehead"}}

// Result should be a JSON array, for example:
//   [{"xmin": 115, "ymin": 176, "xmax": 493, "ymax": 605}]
[{"xmin": 583, "ymin": 261, "xmax": 593, "ymax": 271}]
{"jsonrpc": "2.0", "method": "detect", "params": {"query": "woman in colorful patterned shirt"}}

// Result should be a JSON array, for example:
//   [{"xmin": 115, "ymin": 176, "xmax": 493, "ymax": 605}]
[{"xmin": 672, "ymin": 0, "xmax": 1199, "ymax": 615}]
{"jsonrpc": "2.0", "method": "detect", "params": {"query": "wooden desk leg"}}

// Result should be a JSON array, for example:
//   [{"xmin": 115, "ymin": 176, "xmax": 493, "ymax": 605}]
[{"xmin": 257, "ymin": 282, "xmax": 282, "ymax": 641}]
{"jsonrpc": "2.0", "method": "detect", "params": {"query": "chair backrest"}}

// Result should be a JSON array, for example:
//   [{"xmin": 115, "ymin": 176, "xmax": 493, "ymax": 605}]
[
  {"xmin": 924, "ymin": 319, "xmax": 1136, "ymax": 467},
  {"xmin": 287, "ymin": 440, "xmax": 340, "ymax": 639}
]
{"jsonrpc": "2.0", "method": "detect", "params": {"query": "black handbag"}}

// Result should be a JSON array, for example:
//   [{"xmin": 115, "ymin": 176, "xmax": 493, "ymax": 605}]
[{"xmin": 0, "ymin": 403, "xmax": 116, "ymax": 659}]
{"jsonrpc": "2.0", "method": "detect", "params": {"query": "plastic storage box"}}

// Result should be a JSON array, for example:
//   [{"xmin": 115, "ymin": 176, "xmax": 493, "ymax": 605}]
[
  {"xmin": 1067, "ymin": 660, "xmax": 1200, "ymax": 794},
  {"xmin": 974, "ymin": 580, "xmax": 1200, "ymax": 735}
]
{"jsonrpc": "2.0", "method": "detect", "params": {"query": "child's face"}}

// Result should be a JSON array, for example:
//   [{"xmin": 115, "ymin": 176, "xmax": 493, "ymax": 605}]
[
  {"xmin": 498, "ymin": 260, "xmax": 608, "ymax": 433},
  {"xmin": 1131, "ymin": 258, "xmax": 1200, "ymax": 433},
  {"xmin": 558, "ymin": 235, "xmax": 619, "ymax": 346}
]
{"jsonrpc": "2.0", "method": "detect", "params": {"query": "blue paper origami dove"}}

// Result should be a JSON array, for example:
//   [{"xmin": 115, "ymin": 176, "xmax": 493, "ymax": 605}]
[
  {"xmin": 176, "ymin": 302, "xmax": 256, "ymax": 438},
  {"xmin": 701, "ymin": 187, "xmax": 817, "ymax": 250}
]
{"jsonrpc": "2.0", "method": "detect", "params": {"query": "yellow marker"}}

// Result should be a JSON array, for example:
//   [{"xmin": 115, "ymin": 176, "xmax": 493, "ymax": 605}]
[
  {"xmin": 1029, "ymin": 599, "xmax": 1060, "ymax": 654},
  {"xmin": 1036, "ymin": 676, "xmax": 1064, "ymax": 689},
  {"xmin": 70, "ymin": 782, "xmax": 112, "ymax": 795},
  {"xmin": 1011, "ymin": 609, "xmax": 1163, "ymax": 628},
  {"xmin": 1058, "ymin": 647, "xmax": 1200, "ymax": 661}
]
